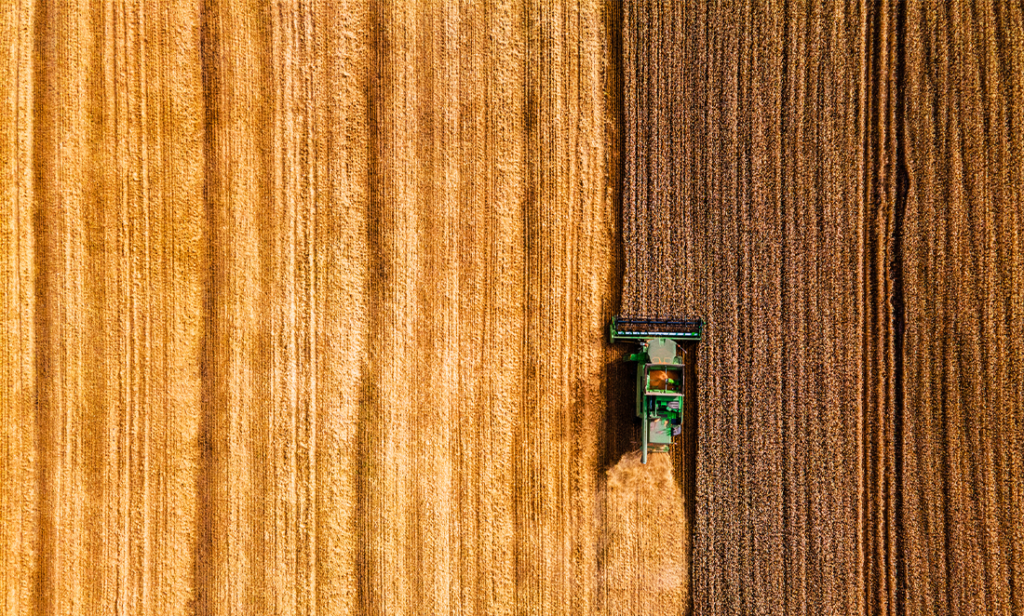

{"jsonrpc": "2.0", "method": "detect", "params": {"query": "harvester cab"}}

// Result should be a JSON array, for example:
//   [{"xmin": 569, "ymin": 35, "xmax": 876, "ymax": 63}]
[{"xmin": 609, "ymin": 316, "xmax": 704, "ymax": 463}]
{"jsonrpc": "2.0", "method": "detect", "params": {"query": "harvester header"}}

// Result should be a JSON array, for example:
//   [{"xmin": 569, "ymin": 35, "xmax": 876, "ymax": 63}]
[{"xmin": 609, "ymin": 316, "xmax": 704, "ymax": 342}]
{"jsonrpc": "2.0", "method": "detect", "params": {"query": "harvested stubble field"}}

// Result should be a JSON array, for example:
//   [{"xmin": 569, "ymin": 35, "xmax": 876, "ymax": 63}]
[{"xmin": 0, "ymin": 2, "xmax": 1021, "ymax": 616}]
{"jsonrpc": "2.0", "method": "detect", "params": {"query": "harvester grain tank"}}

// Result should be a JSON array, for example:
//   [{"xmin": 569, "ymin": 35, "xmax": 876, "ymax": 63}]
[{"xmin": 609, "ymin": 316, "xmax": 704, "ymax": 463}]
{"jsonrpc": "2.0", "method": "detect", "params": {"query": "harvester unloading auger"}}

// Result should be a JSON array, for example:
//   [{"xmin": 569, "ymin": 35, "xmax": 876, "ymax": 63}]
[{"xmin": 609, "ymin": 316, "xmax": 704, "ymax": 463}]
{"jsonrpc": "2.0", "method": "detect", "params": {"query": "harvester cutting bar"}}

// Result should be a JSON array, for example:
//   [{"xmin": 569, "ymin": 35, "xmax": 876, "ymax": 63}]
[{"xmin": 609, "ymin": 316, "xmax": 704, "ymax": 342}]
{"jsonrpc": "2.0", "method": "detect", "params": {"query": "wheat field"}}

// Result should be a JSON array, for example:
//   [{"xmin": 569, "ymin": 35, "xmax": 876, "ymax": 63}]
[
  {"xmin": 624, "ymin": 1, "xmax": 1023, "ymax": 614},
  {"xmin": 2, "ymin": 1, "xmax": 1022, "ymax": 616}
]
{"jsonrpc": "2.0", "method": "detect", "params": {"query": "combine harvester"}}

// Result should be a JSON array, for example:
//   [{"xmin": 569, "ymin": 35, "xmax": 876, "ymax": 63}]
[{"xmin": 609, "ymin": 316, "xmax": 704, "ymax": 463}]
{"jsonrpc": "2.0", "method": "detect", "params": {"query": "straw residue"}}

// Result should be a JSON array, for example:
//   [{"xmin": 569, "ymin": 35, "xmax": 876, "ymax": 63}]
[{"xmin": 602, "ymin": 452, "xmax": 688, "ymax": 616}]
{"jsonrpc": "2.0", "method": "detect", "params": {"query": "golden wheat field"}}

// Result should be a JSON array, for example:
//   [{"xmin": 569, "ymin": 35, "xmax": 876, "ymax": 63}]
[{"xmin": 1, "ymin": 1, "xmax": 1021, "ymax": 616}]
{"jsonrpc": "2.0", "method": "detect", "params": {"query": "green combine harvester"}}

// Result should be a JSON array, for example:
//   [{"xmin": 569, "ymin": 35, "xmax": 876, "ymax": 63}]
[{"xmin": 609, "ymin": 316, "xmax": 704, "ymax": 463}]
